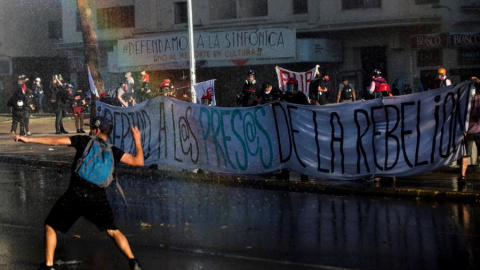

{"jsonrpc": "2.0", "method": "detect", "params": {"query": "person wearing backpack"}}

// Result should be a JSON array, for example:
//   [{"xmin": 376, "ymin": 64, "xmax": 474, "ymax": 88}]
[
  {"xmin": 369, "ymin": 69, "xmax": 389, "ymax": 99},
  {"xmin": 14, "ymin": 117, "xmax": 144, "ymax": 270},
  {"xmin": 337, "ymin": 77, "xmax": 357, "ymax": 103},
  {"xmin": 8, "ymin": 75, "xmax": 33, "ymax": 136}
]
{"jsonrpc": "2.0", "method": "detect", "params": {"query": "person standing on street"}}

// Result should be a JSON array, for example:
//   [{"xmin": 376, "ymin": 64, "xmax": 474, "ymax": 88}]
[
  {"xmin": 8, "ymin": 75, "xmax": 32, "ymax": 136},
  {"xmin": 236, "ymin": 70, "xmax": 261, "ymax": 107},
  {"xmin": 125, "ymin": 72, "xmax": 135, "ymax": 93},
  {"xmin": 72, "ymin": 89, "xmax": 86, "ymax": 133},
  {"xmin": 14, "ymin": 117, "xmax": 144, "ymax": 270},
  {"xmin": 337, "ymin": 77, "xmax": 357, "ymax": 103},
  {"xmin": 33, "ymin": 77, "xmax": 45, "ymax": 114},
  {"xmin": 52, "ymin": 78, "xmax": 72, "ymax": 134}
]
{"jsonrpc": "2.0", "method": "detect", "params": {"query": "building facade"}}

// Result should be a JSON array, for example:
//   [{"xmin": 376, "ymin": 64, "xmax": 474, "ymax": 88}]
[
  {"xmin": 0, "ymin": 0, "xmax": 65, "ymax": 112},
  {"xmin": 59, "ymin": 0, "xmax": 480, "ymax": 106}
]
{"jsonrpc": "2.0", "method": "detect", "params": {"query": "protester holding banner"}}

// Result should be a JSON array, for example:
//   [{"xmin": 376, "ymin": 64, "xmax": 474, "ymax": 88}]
[
  {"xmin": 315, "ymin": 73, "xmax": 330, "ymax": 105},
  {"xmin": 237, "ymin": 70, "xmax": 261, "ymax": 107}
]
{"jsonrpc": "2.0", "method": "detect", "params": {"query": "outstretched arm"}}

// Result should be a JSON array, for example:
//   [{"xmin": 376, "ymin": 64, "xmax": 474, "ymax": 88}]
[
  {"xmin": 14, "ymin": 135, "xmax": 72, "ymax": 146},
  {"xmin": 120, "ymin": 127, "xmax": 144, "ymax": 167}
]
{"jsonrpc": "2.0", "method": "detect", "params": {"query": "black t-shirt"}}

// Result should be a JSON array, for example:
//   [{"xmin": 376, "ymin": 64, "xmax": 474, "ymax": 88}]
[
  {"xmin": 68, "ymin": 135, "xmax": 125, "ymax": 192},
  {"xmin": 281, "ymin": 92, "xmax": 309, "ymax": 105}
]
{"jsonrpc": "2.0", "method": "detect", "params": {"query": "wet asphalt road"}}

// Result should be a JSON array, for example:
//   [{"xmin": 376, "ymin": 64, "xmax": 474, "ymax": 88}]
[{"xmin": 0, "ymin": 163, "xmax": 479, "ymax": 270}]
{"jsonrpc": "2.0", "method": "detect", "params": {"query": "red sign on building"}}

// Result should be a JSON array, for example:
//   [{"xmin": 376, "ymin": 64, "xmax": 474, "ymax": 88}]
[{"xmin": 411, "ymin": 33, "xmax": 447, "ymax": 49}]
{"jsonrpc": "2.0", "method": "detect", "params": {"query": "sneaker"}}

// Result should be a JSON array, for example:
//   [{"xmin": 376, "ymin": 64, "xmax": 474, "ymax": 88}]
[
  {"xmin": 129, "ymin": 258, "xmax": 142, "ymax": 270},
  {"xmin": 79, "ymin": 129, "xmax": 86, "ymax": 133},
  {"xmin": 55, "ymin": 131, "xmax": 62, "ymax": 134},
  {"xmin": 61, "ymin": 130, "xmax": 69, "ymax": 134},
  {"xmin": 37, "ymin": 263, "xmax": 56, "ymax": 270},
  {"xmin": 10, "ymin": 131, "xmax": 15, "ymax": 136},
  {"xmin": 26, "ymin": 132, "xmax": 32, "ymax": 136}
]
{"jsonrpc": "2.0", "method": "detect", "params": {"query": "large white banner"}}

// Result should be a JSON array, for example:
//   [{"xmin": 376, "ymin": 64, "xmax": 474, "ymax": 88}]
[
  {"xmin": 96, "ymin": 82, "xmax": 473, "ymax": 180},
  {"xmin": 276, "ymin": 65, "xmax": 319, "ymax": 95},
  {"xmin": 117, "ymin": 28, "xmax": 296, "ymax": 67}
]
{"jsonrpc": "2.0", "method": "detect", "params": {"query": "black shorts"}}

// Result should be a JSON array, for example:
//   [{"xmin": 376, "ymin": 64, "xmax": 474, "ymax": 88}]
[
  {"xmin": 465, "ymin": 133, "xmax": 480, "ymax": 157},
  {"xmin": 45, "ymin": 187, "xmax": 117, "ymax": 233}
]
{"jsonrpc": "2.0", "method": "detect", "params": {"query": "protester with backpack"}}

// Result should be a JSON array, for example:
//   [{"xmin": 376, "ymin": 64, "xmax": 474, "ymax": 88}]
[
  {"xmin": 14, "ymin": 117, "xmax": 144, "ymax": 270},
  {"xmin": 8, "ymin": 75, "xmax": 33, "ymax": 136},
  {"xmin": 369, "ymin": 69, "xmax": 391, "ymax": 99},
  {"xmin": 337, "ymin": 77, "xmax": 357, "ymax": 103}
]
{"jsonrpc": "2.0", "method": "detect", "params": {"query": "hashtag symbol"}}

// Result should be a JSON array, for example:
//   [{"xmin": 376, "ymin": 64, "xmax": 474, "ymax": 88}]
[{"xmin": 123, "ymin": 44, "xmax": 129, "ymax": 54}]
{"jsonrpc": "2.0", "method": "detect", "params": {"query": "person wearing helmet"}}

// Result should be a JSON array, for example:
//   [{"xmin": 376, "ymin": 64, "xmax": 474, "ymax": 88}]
[
  {"xmin": 369, "ymin": 69, "xmax": 388, "ymax": 99},
  {"xmin": 33, "ymin": 77, "xmax": 44, "ymax": 114},
  {"xmin": 281, "ymin": 77, "xmax": 309, "ymax": 105},
  {"xmin": 160, "ymin": 79, "xmax": 175, "ymax": 98},
  {"xmin": 437, "ymin": 68, "xmax": 452, "ymax": 88},
  {"xmin": 236, "ymin": 70, "xmax": 261, "ymax": 107}
]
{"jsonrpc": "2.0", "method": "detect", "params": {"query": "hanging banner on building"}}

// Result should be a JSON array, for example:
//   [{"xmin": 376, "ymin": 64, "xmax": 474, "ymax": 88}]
[
  {"xmin": 96, "ymin": 82, "xmax": 473, "ymax": 180},
  {"xmin": 117, "ymin": 28, "xmax": 296, "ymax": 67},
  {"xmin": 275, "ymin": 65, "xmax": 319, "ymax": 94}
]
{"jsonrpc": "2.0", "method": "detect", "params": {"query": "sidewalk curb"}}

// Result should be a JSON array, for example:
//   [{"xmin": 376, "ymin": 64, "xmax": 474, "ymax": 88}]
[{"xmin": 2, "ymin": 155, "xmax": 479, "ymax": 204}]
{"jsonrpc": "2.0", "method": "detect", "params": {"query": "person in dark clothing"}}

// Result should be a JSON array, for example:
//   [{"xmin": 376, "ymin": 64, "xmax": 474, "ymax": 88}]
[
  {"xmin": 309, "ymin": 73, "xmax": 329, "ymax": 105},
  {"xmin": 281, "ymin": 77, "xmax": 309, "ymax": 105},
  {"xmin": 236, "ymin": 70, "xmax": 261, "ymax": 107},
  {"xmin": 259, "ymin": 82, "xmax": 282, "ymax": 104},
  {"xmin": 8, "ymin": 75, "xmax": 32, "ymax": 136},
  {"xmin": 14, "ymin": 117, "xmax": 144, "ymax": 270},
  {"xmin": 279, "ymin": 77, "xmax": 309, "ymax": 182},
  {"xmin": 52, "ymin": 77, "xmax": 72, "ymax": 134}
]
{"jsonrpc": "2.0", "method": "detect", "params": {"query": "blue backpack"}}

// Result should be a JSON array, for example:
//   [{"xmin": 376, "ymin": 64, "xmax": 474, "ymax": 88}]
[
  {"xmin": 74, "ymin": 136, "xmax": 127, "ymax": 203},
  {"xmin": 74, "ymin": 136, "xmax": 115, "ymax": 187}
]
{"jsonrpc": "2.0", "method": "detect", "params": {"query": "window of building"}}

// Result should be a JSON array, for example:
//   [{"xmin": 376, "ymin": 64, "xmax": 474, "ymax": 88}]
[
  {"xmin": 415, "ymin": 0, "xmax": 440, "ymax": 4},
  {"xmin": 48, "ymin": 20, "xmax": 62, "ymax": 39},
  {"xmin": 342, "ymin": 0, "xmax": 381, "ymax": 9},
  {"xmin": 293, "ymin": 0, "xmax": 308, "ymax": 14},
  {"xmin": 97, "ymin": 6, "xmax": 135, "ymax": 29},
  {"xmin": 209, "ymin": 0, "xmax": 267, "ymax": 20},
  {"xmin": 174, "ymin": 2, "xmax": 188, "ymax": 24}
]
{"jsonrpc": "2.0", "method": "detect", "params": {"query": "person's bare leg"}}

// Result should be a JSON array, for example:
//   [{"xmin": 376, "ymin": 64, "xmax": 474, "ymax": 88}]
[
  {"xmin": 106, "ymin": 229, "xmax": 135, "ymax": 259},
  {"xmin": 461, "ymin": 156, "xmax": 469, "ymax": 180},
  {"xmin": 45, "ymin": 224, "xmax": 57, "ymax": 266}
]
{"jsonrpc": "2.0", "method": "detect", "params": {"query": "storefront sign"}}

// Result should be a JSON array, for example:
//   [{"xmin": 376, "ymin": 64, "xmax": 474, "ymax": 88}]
[
  {"xmin": 117, "ymin": 28, "xmax": 296, "ymax": 67},
  {"xmin": 411, "ymin": 33, "xmax": 447, "ymax": 49},
  {"xmin": 449, "ymin": 32, "xmax": 480, "ymax": 48}
]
